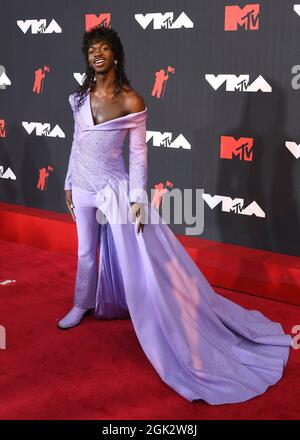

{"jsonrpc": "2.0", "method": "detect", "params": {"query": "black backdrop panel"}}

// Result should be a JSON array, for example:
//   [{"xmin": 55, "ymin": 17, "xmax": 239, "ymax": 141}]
[{"xmin": 0, "ymin": 0, "xmax": 300, "ymax": 256}]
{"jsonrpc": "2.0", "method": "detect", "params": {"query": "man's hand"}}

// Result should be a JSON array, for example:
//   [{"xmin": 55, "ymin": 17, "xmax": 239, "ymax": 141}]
[
  {"xmin": 130, "ymin": 202, "xmax": 145, "ymax": 234},
  {"xmin": 65, "ymin": 190, "xmax": 76, "ymax": 222}
]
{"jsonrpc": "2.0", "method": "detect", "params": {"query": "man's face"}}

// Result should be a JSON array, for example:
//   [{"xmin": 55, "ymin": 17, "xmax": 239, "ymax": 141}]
[{"xmin": 88, "ymin": 39, "xmax": 115, "ymax": 73}]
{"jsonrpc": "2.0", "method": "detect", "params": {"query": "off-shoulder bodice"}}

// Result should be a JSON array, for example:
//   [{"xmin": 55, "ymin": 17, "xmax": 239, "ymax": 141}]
[{"xmin": 64, "ymin": 90, "xmax": 148, "ymax": 204}]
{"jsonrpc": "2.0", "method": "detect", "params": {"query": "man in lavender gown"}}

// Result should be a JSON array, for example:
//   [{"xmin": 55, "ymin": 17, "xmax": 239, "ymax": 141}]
[{"xmin": 58, "ymin": 25, "xmax": 293, "ymax": 405}]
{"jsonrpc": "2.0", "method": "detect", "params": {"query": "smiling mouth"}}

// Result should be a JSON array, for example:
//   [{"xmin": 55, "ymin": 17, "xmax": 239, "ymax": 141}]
[{"xmin": 94, "ymin": 59, "xmax": 105, "ymax": 66}]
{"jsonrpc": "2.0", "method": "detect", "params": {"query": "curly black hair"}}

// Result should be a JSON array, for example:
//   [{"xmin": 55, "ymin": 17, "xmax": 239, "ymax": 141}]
[{"xmin": 72, "ymin": 25, "xmax": 132, "ymax": 112}]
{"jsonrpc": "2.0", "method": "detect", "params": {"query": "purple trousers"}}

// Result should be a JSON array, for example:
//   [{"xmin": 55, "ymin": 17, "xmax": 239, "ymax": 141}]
[
  {"xmin": 71, "ymin": 183, "xmax": 130, "ymax": 318},
  {"xmin": 71, "ymin": 185, "xmax": 101, "ymax": 309}
]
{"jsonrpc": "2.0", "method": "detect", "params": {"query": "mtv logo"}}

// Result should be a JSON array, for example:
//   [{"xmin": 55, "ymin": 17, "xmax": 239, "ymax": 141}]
[
  {"xmin": 85, "ymin": 14, "xmax": 111, "ymax": 31},
  {"xmin": 220, "ymin": 136, "xmax": 253, "ymax": 161},
  {"xmin": 225, "ymin": 4, "xmax": 260, "ymax": 31}
]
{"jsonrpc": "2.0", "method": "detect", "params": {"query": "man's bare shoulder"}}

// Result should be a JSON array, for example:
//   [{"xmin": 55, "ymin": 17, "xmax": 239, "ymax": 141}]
[{"xmin": 122, "ymin": 88, "xmax": 146, "ymax": 113}]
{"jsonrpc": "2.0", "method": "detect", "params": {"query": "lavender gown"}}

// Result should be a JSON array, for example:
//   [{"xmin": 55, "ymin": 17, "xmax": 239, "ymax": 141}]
[{"xmin": 64, "ymin": 89, "xmax": 293, "ymax": 405}]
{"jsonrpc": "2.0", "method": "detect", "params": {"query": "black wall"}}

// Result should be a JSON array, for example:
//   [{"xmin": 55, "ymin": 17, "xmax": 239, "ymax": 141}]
[{"xmin": 1, "ymin": 0, "xmax": 300, "ymax": 256}]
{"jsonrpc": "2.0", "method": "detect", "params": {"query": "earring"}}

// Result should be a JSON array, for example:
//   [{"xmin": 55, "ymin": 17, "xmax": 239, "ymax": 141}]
[{"xmin": 114, "ymin": 60, "xmax": 118, "ymax": 69}]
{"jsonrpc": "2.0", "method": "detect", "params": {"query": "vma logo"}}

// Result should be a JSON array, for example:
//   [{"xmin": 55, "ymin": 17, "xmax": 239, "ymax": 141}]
[
  {"xmin": 135, "ymin": 12, "xmax": 194, "ymax": 29},
  {"xmin": 147, "ymin": 131, "xmax": 191, "ymax": 149},
  {"xmin": 205, "ymin": 74, "xmax": 272, "ymax": 92},
  {"xmin": 0, "ymin": 166, "xmax": 16, "ymax": 180},
  {"xmin": 225, "ymin": 4, "xmax": 260, "ymax": 31},
  {"xmin": 220, "ymin": 136, "xmax": 254, "ymax": 161},
  {"xmin": 17, "ymin": 19, "xmax": 62, "ymax": 34},
  {"xmin": 0, "ymin": 67, "xmax": 11, "ymax": 88},
  {"xmin": 203, "ymin": 194, "xmax": 265, "ymax": 218},
  {"xmin": 0, "ymin": 120, "xmax": 5, "ymax": 137},
  {"xmin": 285, "ymin": 141, "xmax": 300, "ymax": 159},
  {"xmin": 294, "ymin": 5, "xmax": 300, "ymax": 16},
  {"xmin": 22, "ymin": 122, "xmax": 65, "ymax": 138},
  {"xmin": 85, "ymin": 13, "xmax": 111, "ymax": 30},
  {"xmin": 74, "ymin": 73, "xmax": 86, "ymax": 85}
]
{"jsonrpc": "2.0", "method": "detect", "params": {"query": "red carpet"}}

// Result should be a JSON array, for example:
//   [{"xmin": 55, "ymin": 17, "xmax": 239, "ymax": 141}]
[
  {"xmin": 1, "ymin": 201, "xmax": 300, "ymax": 306},
  {"xmin": 0, "ymin": 237, "xmax": 299, "ymax": 420}
]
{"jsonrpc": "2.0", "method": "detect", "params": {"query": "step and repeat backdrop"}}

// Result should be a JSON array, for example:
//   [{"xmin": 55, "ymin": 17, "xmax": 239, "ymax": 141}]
[{"xmin": 1, "ymin": 0, "xmax": 300, "ymax": 256}]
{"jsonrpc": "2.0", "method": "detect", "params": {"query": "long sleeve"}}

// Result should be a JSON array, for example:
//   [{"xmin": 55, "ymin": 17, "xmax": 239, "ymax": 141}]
[
  {"xmin": 64, "ymin": 94, "xmax": 78, "ymax": 191},
  {"xmin": 128, "ymin": 115, "xmax": 148, "ymax": 204}
]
